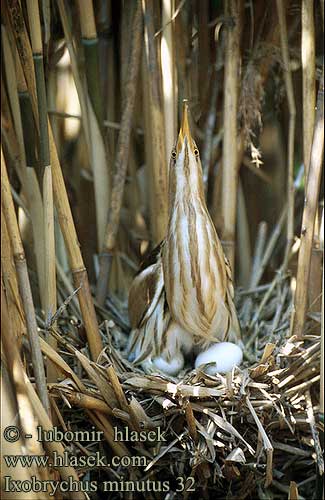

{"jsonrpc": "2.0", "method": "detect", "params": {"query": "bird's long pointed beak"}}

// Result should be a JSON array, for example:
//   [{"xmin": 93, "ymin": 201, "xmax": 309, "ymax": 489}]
[
  {"xmin": 176, "ymin": 100, "xmax": 194, "ymax": 154},
  {"xmin": 180, "ymin": 100, "xmax": 190, "ymax": 139}
]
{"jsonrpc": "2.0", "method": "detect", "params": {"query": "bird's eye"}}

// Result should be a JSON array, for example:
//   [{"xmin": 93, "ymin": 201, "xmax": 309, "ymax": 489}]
[
  {"xmin": 194, "ymin": 148, "xmax": 199, "ymax": 157},
  {"xmin": 171, "ymin": 150, "xmax": 177, "ymax": 160}
]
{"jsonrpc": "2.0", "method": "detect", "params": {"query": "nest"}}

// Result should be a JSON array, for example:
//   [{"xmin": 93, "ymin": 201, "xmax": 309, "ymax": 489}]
[{"xmin": 45, "ymin": 270, "xmax": 323, "ymax": 500}]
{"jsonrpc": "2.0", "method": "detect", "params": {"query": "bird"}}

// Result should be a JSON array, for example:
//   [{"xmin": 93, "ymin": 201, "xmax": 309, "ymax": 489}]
[{"xmin": 127, "ymin": 100, "xmax": 241, "ymax": 376}]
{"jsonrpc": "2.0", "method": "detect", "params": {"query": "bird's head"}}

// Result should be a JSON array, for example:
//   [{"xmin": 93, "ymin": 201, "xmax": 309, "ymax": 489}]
[{"xmin": 169, "ymin": 100, "xmax": 204, "ymax": 204}]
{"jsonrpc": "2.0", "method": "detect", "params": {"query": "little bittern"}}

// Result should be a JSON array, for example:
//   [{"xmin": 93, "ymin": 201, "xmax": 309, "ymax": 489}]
[{"xmin": 127, "ymin": 101, "xmax": 241, "ymax": 375}]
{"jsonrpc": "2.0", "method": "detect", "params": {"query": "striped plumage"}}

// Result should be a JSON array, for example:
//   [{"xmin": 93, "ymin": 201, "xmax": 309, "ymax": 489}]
[{"xmin": 127, "ymin": 101, "xmax": 240, "ymax": 375}]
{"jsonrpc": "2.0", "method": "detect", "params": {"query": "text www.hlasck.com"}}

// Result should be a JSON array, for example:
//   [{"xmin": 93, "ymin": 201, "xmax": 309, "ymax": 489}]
[{"xmin": 3, "ymin": 451, "xmax": 148, "ymax": 468}]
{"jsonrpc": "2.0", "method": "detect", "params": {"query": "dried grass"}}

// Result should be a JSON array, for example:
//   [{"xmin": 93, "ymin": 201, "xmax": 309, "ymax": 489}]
[{"xmin": 43, "ymin": 271, "xmax": 322, "ymax": 499}]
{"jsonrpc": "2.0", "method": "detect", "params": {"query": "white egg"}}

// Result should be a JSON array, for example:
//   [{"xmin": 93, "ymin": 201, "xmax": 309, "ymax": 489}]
[
  {"xmin": 195, "ymin": 342, "xmax": 243, "ymax": 375},
  {"xmin": 152, "ymin": 354, "xmax": 184, "ymax": 376}
]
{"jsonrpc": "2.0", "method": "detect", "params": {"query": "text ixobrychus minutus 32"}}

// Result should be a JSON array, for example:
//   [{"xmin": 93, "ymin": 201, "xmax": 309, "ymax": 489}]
[{"xmin": 127, "ymin": 101, "xmax": 242, "ymax": 375}]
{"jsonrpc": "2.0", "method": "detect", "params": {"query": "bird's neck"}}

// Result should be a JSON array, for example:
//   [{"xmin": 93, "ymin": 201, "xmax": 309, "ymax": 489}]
[{"xmin": 168, "ymin": 159, "xmax": 206, "ymax": 215}]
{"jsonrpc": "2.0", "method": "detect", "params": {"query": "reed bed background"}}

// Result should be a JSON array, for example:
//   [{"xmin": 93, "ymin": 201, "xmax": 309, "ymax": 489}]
[{"xmin": 1, "ymin": 1, "xmax": 324, "ymax": 499}]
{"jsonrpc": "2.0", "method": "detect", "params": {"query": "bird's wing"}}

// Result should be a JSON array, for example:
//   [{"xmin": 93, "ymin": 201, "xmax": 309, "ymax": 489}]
[{"xmin": 128, "ymin": 243, "xmax": 165, "ymax": 329}]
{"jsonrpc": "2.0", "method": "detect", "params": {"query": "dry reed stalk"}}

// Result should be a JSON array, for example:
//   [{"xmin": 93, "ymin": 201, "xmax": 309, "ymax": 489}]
[
  {"xmin": 174, "ymin": 8, "xmax": 190, "ymax": 105},
  {"xmin": 302, "ymin": 0, "xmax": 316, "ymax": 178},
  {"xmin": 254, "ymin": 206, "xmax": 287, "ymax": 286},
  {"xmin": 55, "ymin": 259, "xmax": 80, "ymax": 316},
  {"xmin": 202, "ymin": 75, "xmax": 218, "ymax": 191},
  {"xmin": 161, "ymin": 0, "xmax": 177, "ymax": 159},
  {"xmin": 321, "ymin": 199, "xmax": 324, "ymax": 417},
  {"xmin": 246, "ymin": 397, "xmax": 273, "ymax": 487},
  {"xmin": 64, "ymin": 391, "xmax": 114, "ymax": 415},
  {"xmin": 55, "ymin": 0, "xmax": 90, "ymax": 144},
  {"xmin": 1, "ymin": 212, "xmax": 26, "ymax": 343},
  {"xmin": 88, "ymin": 410, "xmax": 132, "ymax": 458},
  {"xmin": 141, "ymin": 50, "xmax": 156, "ymax": 232},
  {"xmin": 237, "ymin": 178, "xmax": 252, "ymax": 287},
  {"xmin": 48, "ymin": 132, "xmax": 104, "ymax": 361},
  {"xmin": 302, "ymin": 2, "xmax": 321, "ymax": 317},
  {"xmin": 321, "ymin": 283, "xmax": 324, "ymax": 416},
  {"xmin": 276, "ymin": 0, "xmax": 296, "ymax": 268},
  {"xmin": 57, "ymin": 0, "xmax": 110, "ymax": 252},
  {"xmin": 1, "ymin": 285, "xmax": 51, "ymax": 483},
  {"xmin": 4, "ymin": 0, "xmax": 38, "ymax": 113},
  {"xmin": 106, "ymin": 363, "xmax": 142, "ymax": 432},
  {"xmin": 47, "ymin": 72, "xmax": 70, "ymax": 277},
  {"xmin": 1, "ymin": 364, "xmax": 49, "ymax": 498},
  {"xmin": 25, "ymin": 380, "xmax": 84, "ymax": 499},
  {"xmin": 221, "ymin": 0, "xmax": 242, "ymax": 272},
  {"xmin": 26, "ymin": 0, "xmax": 58, "ymax": 383},
  {"xmin": 292, "ymin": 72, "xmax": 324, "ymax": 338},
  {"xmin": 2, "ymin": 25, "xmax": 46, "ymax": 309},
  {"xmin": 125, "ymin": 138, "xmax": 143, "ymax": 229},
  {"xmin": 288, "ymin": 482, "xmax": 299, "ymax": 500},
  {"xmin": 120, "ymin": 2, "xmax": 133, "ymax": 102},
  {"xmin": 5, "ymin": 1, "xmax": 103, "ymax": 361},
  {"xmin": 16, "ymin": 51, "xmax": 46, "ymax": 302},
  {"xmin": 97, "ymin": 0, "xmax": 116, "ymax": 157},
  {"xmin": 305, "ymin": 390, "xmax": 324, "ymax": 475},
  {"xmin": 184, "ymin": 400, "xmax": 198, "ymax": 443},
  {"xmin": 250, "ymin": 222, "xmax": 267, "ymax": 289},
  {"xmin": 77, "ymin": 0, "xmax": 103, "ymax": 127},
  {"xmin": 96, "ymin": 1, "xmax": 143, "ymax": 305},
  {"xmin": 142, "ymin": 0, "xmax": 169, "ymax": 244},
  {"xmin": 197, "ymin": 0, "xmax": 209, "ymax": 109},
  {"xmin": 1, "ymin": 148, "xmax": 50, "ymax": 415}
]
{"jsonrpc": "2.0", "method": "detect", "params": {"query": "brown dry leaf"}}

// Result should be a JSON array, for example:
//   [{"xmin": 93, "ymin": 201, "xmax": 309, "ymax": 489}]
[
  {"xmin": 75, "ymin": 351, "xmax": 119, "ymax": 408},
  {"xmin": 39, "ymin": 337, "xmax": 86, "ymax": 392},
  {"xmin": 260, "ymin": 343, "xmax": 276, "ymax": 363},
  {"xmin": 128, "ymin": 396, "xmax": 157, "ymax": 429},
  {"xmin": 124, "ymin": 376, "xmax": 225, "ymax": 398},
  {"xmin": 288, "ymin": 481, "xmax": 299, "ymax": 500},
  {"xmin": 249, "ymin": 363, "xmax": 270, "ymax": 379}
]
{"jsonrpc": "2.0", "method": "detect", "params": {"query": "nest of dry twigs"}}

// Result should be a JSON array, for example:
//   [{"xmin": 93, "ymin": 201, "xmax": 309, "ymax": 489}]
[{"xmin": 44, "ymin": 270, "xmax": 323, "ymax": 500}]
